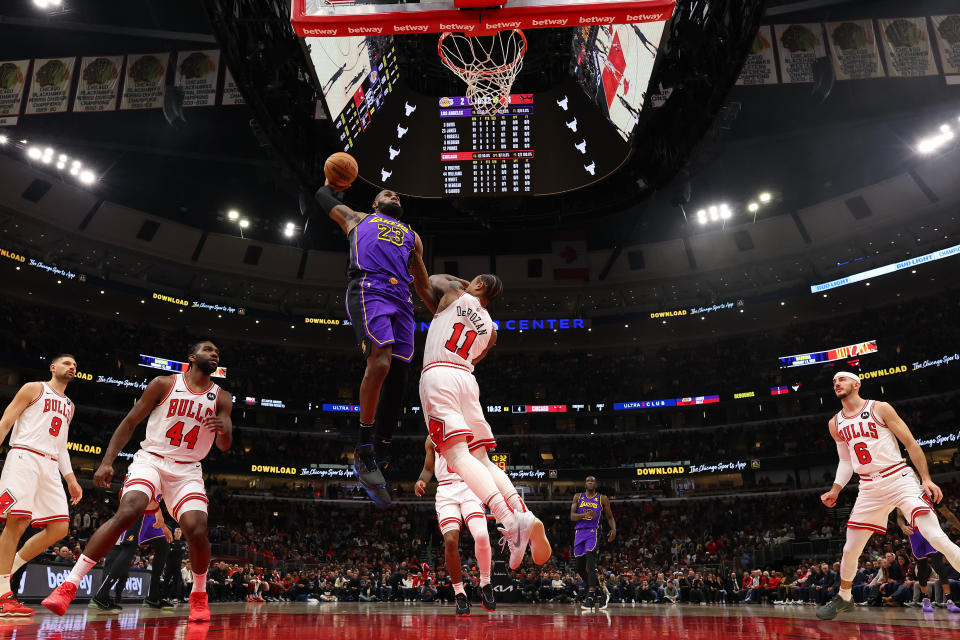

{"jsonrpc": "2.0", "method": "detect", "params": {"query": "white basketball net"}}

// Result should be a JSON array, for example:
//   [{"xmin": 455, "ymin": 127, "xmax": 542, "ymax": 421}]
[{"xmin": 438, "ymin": 30, "xmax": 527, "ymax": 116}]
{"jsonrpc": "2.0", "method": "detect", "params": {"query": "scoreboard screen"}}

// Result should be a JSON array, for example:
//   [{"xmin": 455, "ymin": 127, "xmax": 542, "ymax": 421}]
[
  {"xmin": 779, "ymin": 339, "xmax": 878, "ymax": 369},
  {"xmin": 490, "ymin": 453, "xmax": 510, "ymax": 472},
  {"xmin": 350, "ymin": 77, "xmax": 629, "ymax": 197}
]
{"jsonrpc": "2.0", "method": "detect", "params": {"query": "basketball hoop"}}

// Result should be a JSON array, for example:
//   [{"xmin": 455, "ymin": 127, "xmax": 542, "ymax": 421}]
[{"xmin": 438, "ymin": 29, "xmax": 527, "ymax": 116}]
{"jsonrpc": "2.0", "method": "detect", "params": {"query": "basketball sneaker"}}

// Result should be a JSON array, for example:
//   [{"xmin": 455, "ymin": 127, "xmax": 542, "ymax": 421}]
[
  {"xmin": 42, "ymin": 581, "xmax": 77, "ymax": 616},
  {"xmin": 188, "ymin": 592, "xmax": 210, "ymax": 622},
  {"xmin": 455, "ymin": 593, "xmax": 470, "ymax": 617},
  {"xmin": 354, "ymin": 444, "xmax": 392, "ymax": 506},
  {"xmin": 499, "ymin": 510, "xmax": 534, "ymax": 570},
  {"xmin": 529, "ymin": 517, "xmax": 552, "ymax": 565},
  {"xmin": 581, "ymin": 595, "xmax": 595, "ymax": 611},
  {"xmin": 144, "ymin": 597, "xmax": 174, "ymax": 609},
  {"xmin": 0, "ymin": 593, "xmax": 33, "ymax": 617},
  {"xmin": 948, "ymin": 600, "xmax": 960, "ymax": 613},
  {"xmin": 480, "ymin": 584, "xmax": 496, "ymax": 612},
  {"xmin": 923, "ymin": 598, "xmax": 934, "ymax": 613},
  {"xmin": 815, "ymin": 595, "xmax": 854, "ymax": 620},
  {"xmin": 88, "ymin": 595, "xmax": 121, "ymax": 612}
]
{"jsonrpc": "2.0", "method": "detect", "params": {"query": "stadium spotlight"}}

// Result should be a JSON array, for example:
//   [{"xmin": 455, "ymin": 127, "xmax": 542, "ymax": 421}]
[
  {"xmin": 238, "ymin": 219, "xmax": 250, "ymax": 228},
  {"xmin": 284, "ymin": 222, "xmax": 296, "ymax": 238},
  {"xmin": 747, "ymin": 202, "xmax": 759, "ymax": 212},
  {"xmin": 0, "ymin": 134, "xmax": 8, "ymax": 145},
  {"xmin": 27, "ymin": 147, "xmax": 42, "ymax": 160},
  {"xmin": 79, "ymin": 170, "xmax": 96, "ymax": 184},
  {"xmin": 709, "ymin": 205, "xmax": 719, "ymax": 221},
  {"xmin": 758, "ymin": 192, "xmax": 771, "ymax": 203},
  {"xmin": 227, "ymin": 209, "xmax": 240, "ymax": 221},
  {"xmin": 697, "ymin": 209, "xmax": 707, "ymax": 225},
  {"xmin": 719, "ymin": 203, "xmax": 731, "ymax": 219}
]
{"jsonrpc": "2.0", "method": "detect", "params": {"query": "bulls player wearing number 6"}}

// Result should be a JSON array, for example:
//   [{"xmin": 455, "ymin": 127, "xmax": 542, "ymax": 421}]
[
  {"xmin": 816, "ymin": 371, "xmax": 960, "ymax": 620},
  {"xmin": 43, "ymin": 341, "xmax": 232, "ymax": 622},
  {"xmin": 0, "ymin": 354, "xmax": 82, "ymax": 616},
  {"xmin": 419, "ymin": 273, "xmax": 551, "ymax": 571}
]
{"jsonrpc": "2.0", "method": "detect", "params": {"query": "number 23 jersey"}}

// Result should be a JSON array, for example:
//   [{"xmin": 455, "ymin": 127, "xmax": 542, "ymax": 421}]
[
  {"xmin": 422, "ymin": 292, "xmax": 493, "ymax": 373},
  {"xmin": 142, "ymin": 374, "xmax": 221, "ymax": 462},
  {"xmin": 835, "ymin": 399, "xmax": 906, "ymax": 476}
]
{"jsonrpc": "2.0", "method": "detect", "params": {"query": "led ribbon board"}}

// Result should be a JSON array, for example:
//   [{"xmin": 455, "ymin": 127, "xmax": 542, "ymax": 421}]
[
  {"xmin": 778, "ymin": 340, "xmax": 877, "ymax": 369},
  {"xmin": 139, "ymin": 354, "xmax": 227, "ymax": 378}
]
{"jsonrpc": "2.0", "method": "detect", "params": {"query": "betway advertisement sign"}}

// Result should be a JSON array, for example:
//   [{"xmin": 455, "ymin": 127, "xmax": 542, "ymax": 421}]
[
  {"xmin": 16, "ymin": 564, "xmax": 150, "ymax": 602},
  {"xmin": 293, "ymin": 0, "xmax": 676, "ymax": 37}
]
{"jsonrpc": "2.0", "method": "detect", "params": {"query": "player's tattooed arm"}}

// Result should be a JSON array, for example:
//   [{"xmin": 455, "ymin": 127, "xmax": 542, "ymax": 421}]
[
  {"xmin": 414, "ymin": 437, "xmax": 436, "ymax": 497},
  {"xmin": 410, "ymin": 232, "xmax": 438, "ymax": 315},
  {"xmin": 0, "ymin": 381, "xmax": 42, "ymax": 444},
  {"xmin": 94, "ymin": 376, "xmax": 173, "ymax": 488},
  {"xmin": 428, "ymin": 273, "xmax": 471, "ymax": 314},
  {"xmin": 316, "ymin": 184, "xmax": 366, "ymax": 235}
]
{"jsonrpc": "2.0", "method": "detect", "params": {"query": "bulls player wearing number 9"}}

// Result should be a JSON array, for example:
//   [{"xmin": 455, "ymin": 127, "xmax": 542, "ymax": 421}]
[
  {"xmin": 0, "ymin": 354, "xmax": 82, "ymax": 616},
  {"xmin": 42, "ymin": 341, "xmax": 232, "ymax": 623},
  {"xmin": 420, "ymin": 274, "xmax": 551, "ymax": 571},
  {"xmin": 817, "ymin": 370, "xmax": 960, "ymax": 620}
]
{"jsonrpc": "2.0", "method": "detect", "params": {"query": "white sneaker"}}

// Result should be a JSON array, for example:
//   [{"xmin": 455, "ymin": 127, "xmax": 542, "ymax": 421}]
[{"xmin": 499, "ymin": 511, "xmax": 534, "ymax": 570}]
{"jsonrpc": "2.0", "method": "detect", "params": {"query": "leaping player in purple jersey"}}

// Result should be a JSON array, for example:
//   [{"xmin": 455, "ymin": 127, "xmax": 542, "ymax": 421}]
[{"xmin": 315, "ymin": 181, "xmax": 434, "ymax": 506}]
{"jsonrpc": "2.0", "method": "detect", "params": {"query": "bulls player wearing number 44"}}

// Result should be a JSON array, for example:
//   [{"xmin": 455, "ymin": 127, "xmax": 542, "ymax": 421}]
[
  {"xmin": 816, "ymin": 371, "xmax": 960, "ymax": 620},
  {"xmin": 420, "ymin": 273, "xmax": 551, "ymax": 571},
  {"xmin": 0, "ymin": 354, "xmax": 83, "ymax": 617},
  {"xmin": 43, "ymin": 341, "xmax": 232, "ymax": 623}
]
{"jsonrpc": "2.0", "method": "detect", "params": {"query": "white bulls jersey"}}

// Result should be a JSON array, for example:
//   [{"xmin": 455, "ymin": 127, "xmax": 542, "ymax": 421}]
[
  {"xmin": 434, "ymin": 449, "xmax": 462, "ymax": 485},
  {"xmin": 835, "ymin": 399, "xmax": 905, "ymax": 476},
  {"xmin": 10, "ymin": 382, "xmax": 74, "ymax": 459},
  {"xmin": 142, "ymin": 374, "xmax": 220, "ymax": 462},
  {"xmin": 422, "ymin": 292, "xmax": 493, "ymax": 373}
]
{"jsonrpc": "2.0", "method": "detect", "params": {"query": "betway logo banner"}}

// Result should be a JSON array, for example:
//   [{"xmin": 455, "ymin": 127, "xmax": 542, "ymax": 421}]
[
  {"xmin": 15, "ymin": 564, "xmax": 150, "ymax": 600},
  {"xmin": 294, "ymin": 1, "xmax": 675, "ymax": 37}
]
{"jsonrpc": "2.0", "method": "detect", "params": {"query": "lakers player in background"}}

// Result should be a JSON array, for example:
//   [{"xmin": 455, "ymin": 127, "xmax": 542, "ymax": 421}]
[
  {"xmin": 43, "ymin": 341, "xmax": 232, "ymax": 623},
  {"xmin": 817, "ymin": 371, "xmax": 960, "ymax": 620},
  {"xmin": 571, "ymin": 476, "xmax": 616, "ymax": 610},
  {"xmin": 0, "ymin": 354, "xmax": 83, "ymax": 616}
]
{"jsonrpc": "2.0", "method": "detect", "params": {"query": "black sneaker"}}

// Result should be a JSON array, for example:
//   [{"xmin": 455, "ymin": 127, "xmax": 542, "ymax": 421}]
[
  {"xmin": 816, "ymin": 595, "xmax": 855, "ymax": 620},
  {"xmin": 455, "ymin": 593, "xmax": 471, "ymax": 617},
  {"xmin": 144, "ymin": 598, "xmax": 174, "ymax": 609},
  {"xmin": 581, "ymin": 595, "xmax": 595, "ymax": 611},
  {"xmin": 480, "ymin": 584, "xmax": 496, "ymax": 612},
  {"xmin": 354, "ymin": 444, "xmax": 392, "ymax": 506},
  {"xmin": 88, "ymin": 595, "xmax": 121, "ymax": 612}
]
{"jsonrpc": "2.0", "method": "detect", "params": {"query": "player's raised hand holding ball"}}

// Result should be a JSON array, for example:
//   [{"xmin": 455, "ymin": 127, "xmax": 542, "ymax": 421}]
[{"xmin": 324, "ymin": 152, "xmax": 358, "ymax": 192}]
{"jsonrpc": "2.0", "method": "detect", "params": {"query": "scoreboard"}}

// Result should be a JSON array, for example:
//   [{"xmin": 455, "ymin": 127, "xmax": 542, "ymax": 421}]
[
  {"xmin": 334, "ymin": 44, "xmax": 399, "ymax": 152},
  {"xmin": 490, "ymin": 452, "xmax": 510, "ymax": 472},
  {"xmin": 439, "ymin": 95, "xmax": 534, "ymax": 196},
  {"xmin": 779, "ymin": 339, "xmax": 878, "ymax": 368}
]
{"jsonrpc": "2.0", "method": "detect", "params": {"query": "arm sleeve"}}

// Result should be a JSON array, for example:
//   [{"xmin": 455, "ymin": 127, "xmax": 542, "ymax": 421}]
[
  {"xmin": 834, "ymin": 441, "xmax": 853, "ymax": 488},
  {"xmin": 314, "ymin": 186, "xmax": 343, "ymax": 215},
  {"xmin": 58, "ymin": 436, "xmax": 74, "ymax": 478}
]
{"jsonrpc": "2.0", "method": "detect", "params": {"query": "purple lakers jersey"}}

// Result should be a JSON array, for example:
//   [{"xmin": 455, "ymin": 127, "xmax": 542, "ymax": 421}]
[
  {"xmin": 575, "ymin": 492, "xmax": 603, "ymax": 532},
  {"xmin": 348, "ymin": 213, "xmax": 415, "ymax": 287}
]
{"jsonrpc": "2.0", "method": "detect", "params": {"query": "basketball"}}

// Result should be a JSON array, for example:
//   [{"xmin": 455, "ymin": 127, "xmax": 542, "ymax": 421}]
[{"xmin": 324, "ymin": 152, "xmax": 358, "ymax": 189}]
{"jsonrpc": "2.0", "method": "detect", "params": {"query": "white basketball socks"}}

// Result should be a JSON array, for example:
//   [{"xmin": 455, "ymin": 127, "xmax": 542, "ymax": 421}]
[{"xmin": 65, "ymin": 555, "xmax": 98, "ymax": 586}]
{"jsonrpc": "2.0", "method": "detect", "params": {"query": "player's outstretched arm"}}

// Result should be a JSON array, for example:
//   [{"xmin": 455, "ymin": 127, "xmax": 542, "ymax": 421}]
[
  {"xmin": 315, "ymin": 183, "xmax": 366, "ymax": 235},
  {"xmin": 414, "ymin": 437, "xmax": 436, "ymax": 497},
  {"xmin": 205, "ymin": 389, "xmax": 234, "ymax": 452},
  {"xmin": 95, "ymin": 376, "xmax": 173, "ymax": 488},
  {"xmin": 410, "ymin": 233, "xmax": 437, "ymax": 315},
  {"xmin": 0, "ymin": 382, "xmax": 41, "ymax": 443},
  {"xmin": 881, "ymin": 401, "xmax": 942, "ymax": 503},
  {"xmin": 820, "ymin": 417, "xmax": 850, "ymax": 508}
]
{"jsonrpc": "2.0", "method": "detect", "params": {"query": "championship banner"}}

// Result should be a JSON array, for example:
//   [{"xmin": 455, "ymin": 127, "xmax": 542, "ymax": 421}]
[
  {"xmin": 120, "ymin": 53, "xmax": 169, "ymax": 111},
  {"xmin": 73, "ymin": 55, "xmax": 123, "ymax": 112},
  {"xmin": 552, "ymin": 230, "xmax": 588, "ymax": 281},
  {"xmin": 24, "ymin": 57, "xmax": 75, "ymax": 115},
  {"xmin": 878, "ymin": 17, "xmax": 938, "ymax": 77},
  {"xmin": 0, "ymin": 60, "xmax": 30, "ymax": 120},
  {"xmin": 221, "ymin": 67, "xmax": 245, "ymax": 105},
  {"xmin": 737, "ymin": 25, "xmax": 778, "ymax": 85},
  {"xmin": 175, "ymin": 50, "xmax": 220, "ymax": 107},
  {"xmin": 931, "ymin": 15, "xmax": 960, "ymax": 77},
  {"xmin": 774, "ymin": 23, "xmax": 826, "ymax": 83},
  {"xmin": 826, "ymin": 20, "xmax": 885, "ymax": 80}
]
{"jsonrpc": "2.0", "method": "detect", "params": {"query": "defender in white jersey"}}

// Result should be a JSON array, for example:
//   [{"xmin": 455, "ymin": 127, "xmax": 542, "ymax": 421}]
[
  {"xmin": 415, "ymin": 436, "xmax": 494, "ymax": 616},
  {"xmin": 0, "ymin": 354, "xmax": 83, "ymax": 616},
  {"xmin": 817, "ymin": 371, "xmax": 960, "ymax": 620},
  {"xmin": 43, "ymin": 341, "xmax": 232, "ymax": 623},
  {"xmin": 419, "ymin": 274, "xmax": 551, "ymax": 572}
]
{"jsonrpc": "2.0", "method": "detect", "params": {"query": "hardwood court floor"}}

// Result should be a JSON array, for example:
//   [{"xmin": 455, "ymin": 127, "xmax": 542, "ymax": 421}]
[{"xmin": 6, "ymin": 601, "xmax": 960, "ymax": 639}]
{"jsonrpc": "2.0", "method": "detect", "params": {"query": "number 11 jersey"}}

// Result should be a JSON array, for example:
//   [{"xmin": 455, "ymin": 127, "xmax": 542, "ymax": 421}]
[
  {"xmin": 422, "ymin": 292, "xmax": 493, "ymax": 373},
  {"xmin": 142, "ymin": 373, "xmax": 220, "ymax": 462}
]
